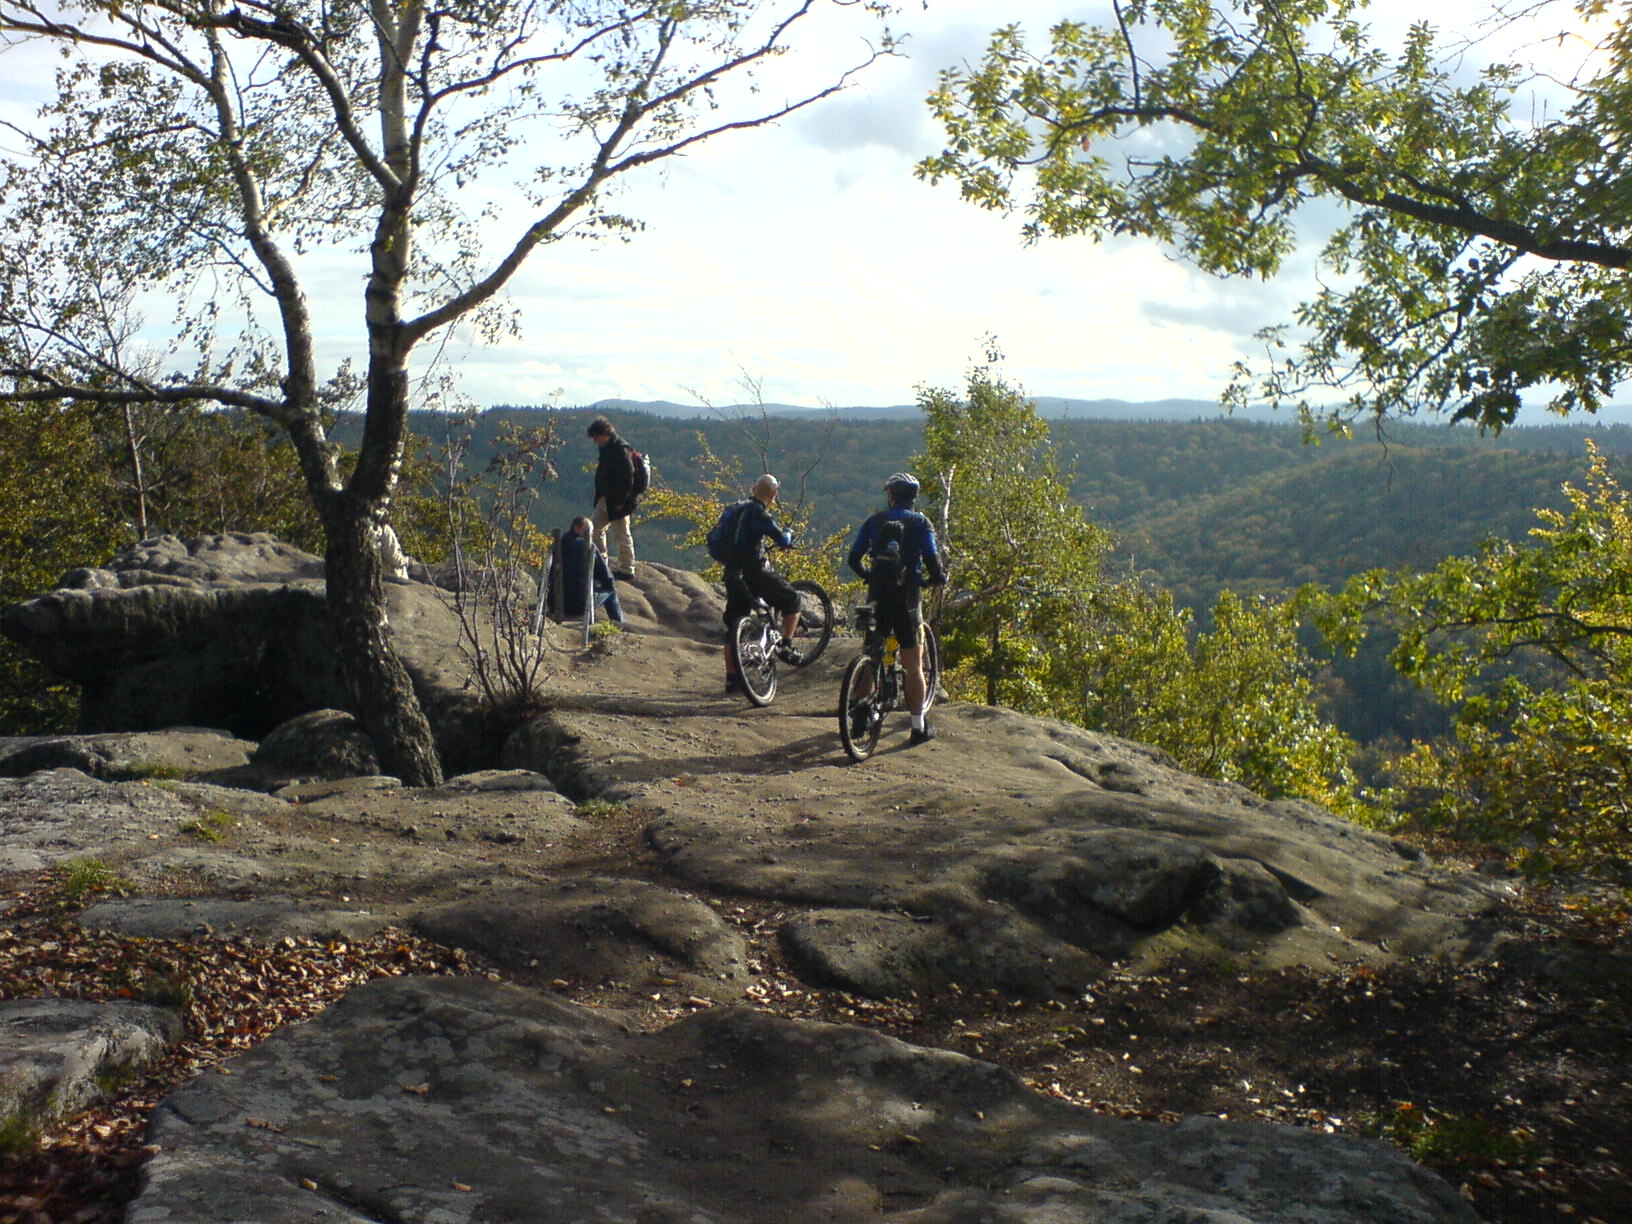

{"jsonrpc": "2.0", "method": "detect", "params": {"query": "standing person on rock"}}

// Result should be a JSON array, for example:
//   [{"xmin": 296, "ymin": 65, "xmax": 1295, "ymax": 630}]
[
  {"xmin": 587, "ymin": 416, "xmax": 638, "ymax": 580},
  {"xmin": 717, "ymin": 474, "xmax": 803, "ymax": 694},
  {"xmin": 847, "ymin": 472, "xmax": 947, "ymax": 744}
]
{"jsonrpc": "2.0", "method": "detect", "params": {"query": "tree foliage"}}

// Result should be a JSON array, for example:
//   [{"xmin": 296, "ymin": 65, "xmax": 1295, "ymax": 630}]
[
  {"xmin": 917, "ymin": 366, "xmax": 1359, "ymax": 810},
  {"xmin": 0, "ymin": 402, "xmax": 127, "ymax": 731},
  {"xmin": 0, "ymin": 0, "xmax": 896, "ymax": 781},
  {"xmin": 920, "ymin": 0, "xmax": 1632, "ymax": 430},
  {"xmin": 918, "ymin": 365, "xmax": 1118, "ymax": 714},
  {"xmin": 0, "ymin": 399, "xmax": 319, "ymax": 731},
  {"xmin": 1316, "ymin": 440, "xmax": 1632, "ymax": 869}
]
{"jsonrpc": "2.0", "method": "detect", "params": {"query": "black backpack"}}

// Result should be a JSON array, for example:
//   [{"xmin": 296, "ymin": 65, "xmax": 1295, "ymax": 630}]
[
  {"xmin": 706, "ymin": 499, "xmax": 752, "ymax": 564},
  {"xmin": 628, "ymin": 447, "xmax": 651, "ymax": 497},
  {"xmin": 867, "ymin": 515, "xmax": 909, "ymax": 596}
]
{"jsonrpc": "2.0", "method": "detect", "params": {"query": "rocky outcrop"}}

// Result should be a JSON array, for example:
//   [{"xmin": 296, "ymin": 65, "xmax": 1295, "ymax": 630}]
[
  {"xmin": 1, "ymin": 534, "xmax": 723, "ymax": 772},
  {"xmin": 548, "ymin": 697, "xmax": 1505, "ymax": 998},
  {"xmin": 126, "ymin": 975, "xmax": 1478, "ymax": 1224},
  {"xmin": 0, "ymin": 554, "xmax": 1531, "ymax": 1223},
  {"xmin": 0, "ymin": 533, "xmax": 461, "ymax": 741}
]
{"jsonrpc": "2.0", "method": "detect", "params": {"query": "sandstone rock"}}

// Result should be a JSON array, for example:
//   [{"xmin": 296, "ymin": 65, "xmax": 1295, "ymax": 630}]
[
  {"xmin": 782, "ymin": 904, "xmax": 1100, "ymax": 999},
  {"xmin": 253, "ymin": 710, "xmax": 380, "ymax": 780},
  {"xmin": 432, "ymin": 769, "xmax": 558, "ymax": 794},
  {"xmin": 414, "ymin": 877, "xmax": 750, "ymax": 1001},
  {"xmin": 606, "ymin": 562, "xmax": 732, "ymax": 642},
  {"xmin": 0, "ymin": 768, "xmax": 205, "ymax": 872},
  {"xmin": 0, "ymin": 728, "xmax": 255, "ymax": 781},
  {"xmin": 616, "ymin": 704, "xmax": 1502, "ymax": 997},
  {"xmin": 127, "ymin": 975, "xmax": 1476, "ymax": 1224},
  {"xmin": 1, "ymin": 999, "xmax": 181, "ymax": 1133},
  {"xmin": 1, "ymin": 533, "xmax": 464, "ymax": 742},
  {"xmin": 78, "ymin": 897, "xmax": 391, "ymax": 943}
]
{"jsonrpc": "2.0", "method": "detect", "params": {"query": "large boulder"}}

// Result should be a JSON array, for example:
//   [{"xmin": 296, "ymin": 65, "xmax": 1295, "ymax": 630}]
[{"xmin": 252, "ymin": 710, "xmax": 381, "ymax": 781}]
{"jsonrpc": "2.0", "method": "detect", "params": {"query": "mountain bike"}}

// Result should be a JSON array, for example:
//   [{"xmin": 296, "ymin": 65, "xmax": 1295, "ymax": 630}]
[
  {"xmin": 838, "ymin": 604, "xmax": 941, "ymax": 761},
  {"xmin": 732, "ymin": 579, "xmax": 834, "ymax": 707}
]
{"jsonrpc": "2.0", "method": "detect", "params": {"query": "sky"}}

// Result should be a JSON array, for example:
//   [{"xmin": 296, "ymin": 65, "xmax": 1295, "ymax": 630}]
[
  {"xmin": 0, "ymin": 0, "xmax": 1616, "ymax": 418},
  {"xmin": 442, "ymin": 0, "xmax": 1295, "ymax": 411}
]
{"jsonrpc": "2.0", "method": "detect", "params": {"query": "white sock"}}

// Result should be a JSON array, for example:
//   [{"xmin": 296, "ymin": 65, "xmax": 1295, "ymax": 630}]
[{"xmin": 911, "ymin": 712, "xmax": 926, "ymax": 732}]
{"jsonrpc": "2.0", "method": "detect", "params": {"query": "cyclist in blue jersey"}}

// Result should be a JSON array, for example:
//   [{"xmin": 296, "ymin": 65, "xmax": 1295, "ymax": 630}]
[{"xmin": 846, "ymin": 472, "xmax": 946, "ymax": 744}]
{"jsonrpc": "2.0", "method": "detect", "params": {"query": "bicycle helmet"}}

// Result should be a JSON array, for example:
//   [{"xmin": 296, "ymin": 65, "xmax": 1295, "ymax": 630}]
[{"xmin": 883, "ymin": 471, "xmax": 920, "ymax": 501}]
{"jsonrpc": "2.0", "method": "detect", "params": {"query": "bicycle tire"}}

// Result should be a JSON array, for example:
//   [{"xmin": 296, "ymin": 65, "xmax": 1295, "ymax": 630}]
[
  {"xmin": 920, "ymin": 624, "xmax": 942, "ymax": 714},
  {"xmin": 789, "ymin": 580, "xmax": 834, "ymax": 666},
  {"xmin": 839, "ymin": 654, "xmax": 884, "ymax": 762},
  {"xmin": 733, "ymin": 612, "xmax": 778, "ymax": 706}
]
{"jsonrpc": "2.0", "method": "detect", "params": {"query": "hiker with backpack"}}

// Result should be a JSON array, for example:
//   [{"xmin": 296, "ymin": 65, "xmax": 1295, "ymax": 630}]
[
  {"xmin": 846, "ymin": 472, "xmax": 947, "ymax": 744},
  {"xmin": 710, "ymin": 474, "xmax": 804, "ymax": 694},
  {"xmin": 586, "ymin": 416, "xmax": 648, "ymax": 580}
]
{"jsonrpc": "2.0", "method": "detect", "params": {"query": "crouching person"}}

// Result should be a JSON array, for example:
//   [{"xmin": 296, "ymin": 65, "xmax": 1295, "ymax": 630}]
[{"xmin": 561, "ymin": 516, "xmax": 625, "ymax": 626}]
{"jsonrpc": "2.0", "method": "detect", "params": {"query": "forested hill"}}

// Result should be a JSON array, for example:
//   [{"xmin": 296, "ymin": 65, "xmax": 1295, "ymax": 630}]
[
  {"xmin": 1116, "ymin": 444, "xmax": 1624, "ymax": 609},
  {"xmin": 388, "ymin": 407, "xmax": 1632, "ymax": 603}
]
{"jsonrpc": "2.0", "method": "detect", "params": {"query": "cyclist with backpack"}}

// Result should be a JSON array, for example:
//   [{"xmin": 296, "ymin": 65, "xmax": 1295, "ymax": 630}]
[
  {"xmin": 846, "ymin": 472, "xmax": 947, "ymax": 744},
  {"xmin": 711, "ymin": 474, "xmax": 804, "ymax": 694}
]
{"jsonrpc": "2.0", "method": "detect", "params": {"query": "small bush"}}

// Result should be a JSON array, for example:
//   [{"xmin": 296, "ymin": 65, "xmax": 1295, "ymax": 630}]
[
  {"xmin": 1372, "ymin": 1101, "xmax": 1532, "ymax": 1171},
  {"xmin": 179, "ymin": 810, "xmax": 235, "ymax": 842},
  {"xmin": 0, "ymin": 1110, "xmax": 42, "ymax": 1156},
  {"xmin": 55, "ymin": 858, "xmax": 125, "ymax": 908}
]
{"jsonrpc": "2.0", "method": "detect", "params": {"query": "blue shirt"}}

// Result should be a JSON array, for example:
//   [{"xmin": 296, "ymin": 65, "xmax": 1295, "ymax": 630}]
[
  {"xmin": 731, "ymin": 497, "xmax": 793, "ymax": 566},
  {"xmin": 847, "ymin": 506, "xmax": 945, "ymax": 592}
]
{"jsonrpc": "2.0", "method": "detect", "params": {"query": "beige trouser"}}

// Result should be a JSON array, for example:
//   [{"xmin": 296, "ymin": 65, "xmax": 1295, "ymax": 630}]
[{"xmin": 592, "ymin": 497, "xmax": 635, "ymax": 571}]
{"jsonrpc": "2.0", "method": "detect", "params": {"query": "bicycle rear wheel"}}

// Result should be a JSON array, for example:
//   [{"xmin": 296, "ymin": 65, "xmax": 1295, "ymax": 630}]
[
  {"xmin": 920, "ymin": 624, "xmax": 942, "ymax": 713},
  {"xmin": 733, "ymin": 613, "xmax": 778, "ymax": 706},
  {"xmin": 839, "ymin": 655, "xmax": 884, "ymax": 762},
  {"xmin": 790, "ymin": 580, "xmax": 834, "ymax": 666}
]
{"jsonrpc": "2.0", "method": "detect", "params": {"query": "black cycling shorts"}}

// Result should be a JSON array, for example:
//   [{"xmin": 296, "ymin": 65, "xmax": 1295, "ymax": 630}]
[
  {"xmin": 723, "ymin": 563, "xmax": 799, "ymax": 628},
  {"xmin": 870, "ymin": 593, "xmax": 923, "ymax": 650}
]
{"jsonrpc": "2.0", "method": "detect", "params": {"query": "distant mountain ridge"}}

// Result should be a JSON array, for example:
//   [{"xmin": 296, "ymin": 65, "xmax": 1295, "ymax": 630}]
[
  {"xmin": 535, "ymin": 396, "xmax": 1632, "ymax": 425},
  {"xmin": 563, "ymin": 396, "xmax": 1265, "ymax": 422}
]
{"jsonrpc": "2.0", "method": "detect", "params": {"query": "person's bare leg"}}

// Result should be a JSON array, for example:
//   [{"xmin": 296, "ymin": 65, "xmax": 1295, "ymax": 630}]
[{"xmin": 902, "ymin": 644, "xmax": 926, "ymax": 715}]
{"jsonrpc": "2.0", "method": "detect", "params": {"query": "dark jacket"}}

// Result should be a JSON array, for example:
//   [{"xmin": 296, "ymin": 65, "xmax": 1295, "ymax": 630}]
[
  {"xmin": 559, "ymin": 532, "xmax": 615, "ymax": 613},
  {"xmin": 847, "ymin": 507, "xmax": 945, "ymax": 594},
  {"xmin": 593, "ymin": 434, "xmax": 636, "ymax": 517},
  {"xmin": 727, "ymin": 497, "xmax": 793, "ymax": 569}
]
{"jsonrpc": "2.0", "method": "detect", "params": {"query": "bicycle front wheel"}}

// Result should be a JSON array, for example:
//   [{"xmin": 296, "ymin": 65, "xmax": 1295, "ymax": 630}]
[
  {"xmin": 733, "ymin": 613, "xmax": 778, "ymax": 706},
  {"xmin": 839, "ymin": 654, "xmax": 884, "ymax": 762},
  {"xmin": 790, "ymin": 580, "xmax": 834, "ymax": 666},
  {"xmin": 920, "ymin": 624, "xmax": 942, "ymax": 714}
]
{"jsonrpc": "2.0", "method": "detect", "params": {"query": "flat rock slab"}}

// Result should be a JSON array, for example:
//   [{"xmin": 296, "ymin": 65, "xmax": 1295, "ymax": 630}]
[
  {"xmin": 526, "ymin": 693, "xmax": 1502, "ymax": 996},
  {"xmin": 0, "ymin": 768, "xmax": 208, "ymax": 872},
  {"xmin": 1, "ymin": 999, "xmax": 181, "ymax": 1131},
  {"xmin": 414, "ymin": 878, "xmax": 750, "ymax": 1001},
  {"xmin": 77, "ymin": 897, "xmax": 393, "ymax": 944},
  {"xmin": 129, "ymin": 975, "xmax": 1476, "ymax": 1224},
  {"xmin": 0, "ymin": 728, "xmax": 255, "ymax": 781}
]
